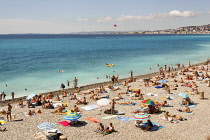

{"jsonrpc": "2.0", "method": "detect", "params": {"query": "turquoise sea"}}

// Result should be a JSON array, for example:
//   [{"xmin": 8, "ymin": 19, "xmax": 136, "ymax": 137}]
[{"xmin": 0, "ymin": 34, "xmax": 210, "ymax": 98}]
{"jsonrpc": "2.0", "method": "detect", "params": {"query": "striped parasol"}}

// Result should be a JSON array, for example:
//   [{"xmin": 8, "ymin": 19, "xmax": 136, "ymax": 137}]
[
  {"xmin": 63, "ymin": 112, "xmax": 82, "ymax": 121},
  {"xmin": 37, "ymin": 122, "xmax": 56, "ymax": 130},
  {"xmin": 133, "ymin": 113, "xmax": 151, "ymax": 120},
  {"xmin": 141, "ymin": 99, "xmax": 156, "ymax": 105}
]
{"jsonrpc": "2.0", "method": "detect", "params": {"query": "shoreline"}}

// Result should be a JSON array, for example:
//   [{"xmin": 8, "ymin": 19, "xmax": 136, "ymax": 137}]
[{"xmin": 0, "ymin": 60, "xmax": 207, "ymax": 107}]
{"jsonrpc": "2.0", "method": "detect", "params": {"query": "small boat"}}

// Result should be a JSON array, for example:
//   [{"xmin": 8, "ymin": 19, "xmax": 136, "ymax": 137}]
[{"xmin": 106, "ymin": 64, "xmax": 114, "ymax": 67}]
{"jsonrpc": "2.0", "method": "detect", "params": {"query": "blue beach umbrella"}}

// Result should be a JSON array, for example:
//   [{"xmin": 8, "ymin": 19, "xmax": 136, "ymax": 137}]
[
  {"xmin": 63, "ymin": 112, "xmax": 82, "ymax": 121},
  {"xmin": 37, "ymin": 122, "xmax": 56, "ymax": 130},
  {"xmin": 26, "ymin": 93, "xmax": 37, "ymax": 100},
  {"xmin": 158, "ymin": 79, "xmax": 168, "ymax": 84},
  {"xmin": 179, "ymin": 93, "xmax": 189, "ymax": 98}
]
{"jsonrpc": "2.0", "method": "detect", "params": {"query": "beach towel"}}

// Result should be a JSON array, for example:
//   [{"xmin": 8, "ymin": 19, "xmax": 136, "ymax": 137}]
[
  {"xmin": 155, "ymin": 86, "xmax": 163, "ymax": 88},
  {"xmin": 23, "ymin": 112, "xmax": 35, "ymax": 117},
  {"xmin": 55, "ymin": 110, "xmax": 70, "ymax": 115},
  {"xmin": 47, "ymin": 129, "xmax": 62, "ymax": 134},
  {"xmin": 180, "ymin": 104, "xmax": 196, "ymax": 108},
  {"xmin": 140, "ymin": 122, "xmax": 164, "ymax": 131},
  {"xmin": 58, "ymin": 121, "xmax": 71, "ymax": 127},
  {"xmin": 81, "ymin": 106, "xmax": 94, "ymax": 111},
  {"xmin": 116, "ymin": 116, "xmax": 132, "ymax": 122},
  {"xmin": 102, "ymin": 115, "xmax": 118, "ymax": 120},
  {"xmin": 85, "ymin": 117, "xmax": 100, "ymax": 123},
  {"xmin": 119, "ymin": 103, "xmax": 136, "ymax": 106},
  {"xmin": 88, "ymin": 105, "xmax": 100, "ymax": 109},
  {"xmin": 147, "ymin": 93, "xmax": 158, "ymax": 96},
  {"xmin": 115, "ymin": 111, "xmax": 125, "ymax": 115}
]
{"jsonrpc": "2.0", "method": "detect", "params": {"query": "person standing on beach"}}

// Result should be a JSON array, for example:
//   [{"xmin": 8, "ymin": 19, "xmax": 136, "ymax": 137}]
[
  {"xmin": 1, "ymin": 92, "xmax": 6, "ymax": 101},
  {"xmin": 115, "ymin": 74, "xmax": 119, "ymax": 84},
  {"xmin": 7, "ymin": 103, "xmax": 12, "ymax": 121},
  {"xmin": 111, "ymin": 75, "xmax": 116, "ymax": 84},
  {"xmin": 73, "ymin": 77, "xmax": 78, "ymax": 88},
  {"xmin": 11, "ymin": 92, "xmax": 15, "ymax": 101},
  {"xmin": 110, "ymin": 99, "xmax": 116, "ymax": 115},
  {"xmin": 164, "ymin": 65, "xmax": 167, "ymax": 71},
  {"xmin": 159, "ymin": 67, "xmax": 163, "ymax": 75},
  {"xmin": 130, "ymin": 70, "xmax": 133, "ymax": 78},
  {"xmin": 67, "ymin": 80, "xmax": 71, "ymax": 87},
  {"xmin": 60, "ymin": 83, "xmax": 65, "ymax": 90}
]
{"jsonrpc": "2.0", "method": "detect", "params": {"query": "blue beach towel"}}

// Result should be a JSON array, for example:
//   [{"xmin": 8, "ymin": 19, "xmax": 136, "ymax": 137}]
[
  {"xmin": 155, "ymin": 86, "xmax": 163, "ymax": 88},
  {"xmin": 140, "ymin": 122, "xmax": 164, "ymax": 131},
  {"xmin": 116, "ymin": 116, "xmax": 132, "ymax": 122},
  {"xmin": 180, "ymin": 104, "xmax": 196, "ymax": 108}
]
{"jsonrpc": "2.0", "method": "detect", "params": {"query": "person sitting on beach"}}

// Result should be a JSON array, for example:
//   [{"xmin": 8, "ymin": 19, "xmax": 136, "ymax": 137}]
[
  {"xmin": 27, "ymin": 110, "xmax": 33, "ymax": 116},
  {"xmin": 144, "ymin": 119, "xmax": 154, "ymax": 132},
  {"xmin": 118, "ymin": 102, "xmax": 132, "ymax": 105},
  {"xmin": 135, "ymin": 120, "xmax": 143, "ymax": 128},
  {"xmin": 177, "ymin": 105, "xmax": 191, "ymax": 113},
  {"xmin": 53, "ymin": 95, "xmax": 61, "ymax": 101},
  {"xmin": 73, "ymin": 105, "xmax": 79, "ymax": 113},
  {"xmin": 27, "ymin": 99, "xmax": 35, "ymax": 108},
  {"xmin": 122, "ymin": 81, "xmax": 127, "ymax": 86},
  {"xmin": 74, "ymin": 88, "xmax": 80, "ymax": 93},
  {"xmin": 132, "ymin": 94, "xmax": 144, "ymax": 100},
  {"xmin": 0, "ymin": 109, "xmax": 6, "ymax": 115},
  {"xmin": 102, "ymin": 126, "xmax": 111, "ymax": 135},
  {"xmin": 46, "ymin": 92, "xmax": 54, "ymax": 99},
  {"xmin": 76, "ymin": 97, "xmax": 87, "ymax": 105},
  {"xmin": 96, "ymin": 123, "xmax": 104, "ymax": 133},
  {"xmin": 53, "ymin": 104, "xmax": 65, "ymax": 113},
  {"xmin": 69, "ymin": 93, "xmax": 77, "ymax": 100},
  {"xmin": 165, "ymin": 89, "xmax": 171, "ymax": 94},
  {"xmin": 113, "ymin": 93, "xmax": 122, "ymax": 100},
  {"xmin": 109, "ymin": 123, "xmax": 115, "ymax": 132},
  {"xmin": 45, "ymin": 100, "xmax": 54, "ymax": 109},
  {"xmin": 62, "ymin": 91, "xmax": 67, "ymax": 99},
  {"xmin": 179, "ymin": 78, "xmax": 184, "ymax": 83},
  {"xmin": 18, "ymin": 99, "xmax": 24, "ymax": 106},
  {"xmin": 164, "ymin": 111, "xmax": 173, "ymax": 122},
  {"xmin": 34, "ymin": 109, "xmax": 41, "ymax": 114}
]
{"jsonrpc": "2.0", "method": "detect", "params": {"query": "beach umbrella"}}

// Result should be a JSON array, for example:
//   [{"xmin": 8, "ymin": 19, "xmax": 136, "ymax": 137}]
[
  {"xmin": 141, "ymin": 99, "xmax": 156, "ymax": 105},
  {"xmin": 26, "ymin": 93, "xmax": 37, "ymax": 100},
  {"xmin": 157, "ymin": 79, "xmax": 168, "ymax": 84},
  {"xmin": 179, "ymin": 93, "xmax": 189, "ymax": 98},
  {"xmin": 133, "ymin": 113, "xmax": 151, "ymax": 120},
  {"xmin": 37, "ymin": 122, "xmax": 56, "ymax": 130},
  {"xmin": 63, "ymin": 112, "xmax": 82, "ymax": 121},
  {"xmin": 97, "ymin": 98, "xmax": 111, "ymax": 106}
]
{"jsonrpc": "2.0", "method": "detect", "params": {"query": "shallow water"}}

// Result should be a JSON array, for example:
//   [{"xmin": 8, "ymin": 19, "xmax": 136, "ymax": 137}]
[{"xmin": 0, "ymin": 34, "xmax": 210, "ymax": 98}]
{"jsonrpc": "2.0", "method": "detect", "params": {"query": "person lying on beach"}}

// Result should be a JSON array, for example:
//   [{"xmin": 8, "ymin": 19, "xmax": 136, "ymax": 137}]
[
  {"xmin": 76, "ymin": 97, "xmax": 87, "ymax": 105},
  {"xmin": 102, "ymin": 126, "xmax": 111, "ymax": 135},
  {"xmin": 122, "ymin": 81, "xmax": 127, "ymax": 86},
  {"xmin": 89, "ymin": 93, "xmax": 101, "ymax": 100},
  {"xmin": 0, "ymin": 127, "xmax": 6, "ymax": 132},
  {"xmin": 111, "ymin": 87, "xmax": 120, "ymax": 91},
  {"xmin": 177, "ymin": 105, "xmax": 191, "ymax": 113},
  {"xmin": 132, "ymin": 94, "xmax": 144, "ymax": 100},
  {"xmin": 34, "ymin": 109, "xmax": 41, "ymax": 114},
  {"xmin": 113, "ymin": 93, "xmax": 122, "ymax": 100},
  {"xmin": 53, "ymin": 104, "xmax": 65, "ymax": 113},
  {"xmin": 118, "ymin": 102, "xmax": 132, "ymax": 105},
  {"xmin": 73, "ymin": 88, "xmax": 80, "ymax": 93}
]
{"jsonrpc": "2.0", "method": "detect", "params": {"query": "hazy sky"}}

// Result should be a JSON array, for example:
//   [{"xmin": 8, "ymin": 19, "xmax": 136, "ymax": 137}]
[{"xmin": 0, "ymin": 0, "xmax": 210, "ymax": 34}]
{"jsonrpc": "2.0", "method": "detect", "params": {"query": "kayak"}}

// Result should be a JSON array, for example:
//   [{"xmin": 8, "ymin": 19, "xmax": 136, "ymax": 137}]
[{"xmin": 106, "ymin": 64, "xmax": 114, "ymax": 67}]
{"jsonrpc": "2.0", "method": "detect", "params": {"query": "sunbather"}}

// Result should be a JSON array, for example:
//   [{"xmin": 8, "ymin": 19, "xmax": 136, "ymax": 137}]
[
  {"xmin": 96, "ymin": 123, "xmax": 104, "ymax": 133},
  {"xmin": 109, "ymin": 123, "xmax": 115, "ymax": 132},
  {"xmin": 118, "ymin": 102, "xmax": 132, "ymax": 105},
  {"xmin": 76, "ymin": 97, "xmax": 87, "ymax": 105},
  {"xmin": 177, "ymin": 105, "xmax": 191, "ymax": 113},
  {"xmin": 73, "ymin": 105, "xmax": 79, "ymax": 113},
  {"xmin": 53, "ymin": 95, "xmax": 60, "ymax": 101},
  {"xmin": 135, "ymin": 120, "xmax": 143, "ymax": 128},
  {"xmin": 0, "ymin": 127, "xmax": 6, "ymax": 131},
  {"xmin": 132, "ymin": 94, "xmax": 143, "ymax": 100},
  {"xmin": 113, "ymin": 93, "xmax": 122, "ymax": 100},
  {"xmin": 144, "ymin": 119, "xmax": 154, "ymax": 132}
]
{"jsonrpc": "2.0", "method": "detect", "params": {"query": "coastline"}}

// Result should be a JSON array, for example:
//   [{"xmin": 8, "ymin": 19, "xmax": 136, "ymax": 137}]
[{"xmin": 0, "ymin": 60, "xmax": 207, "ymax": 107}]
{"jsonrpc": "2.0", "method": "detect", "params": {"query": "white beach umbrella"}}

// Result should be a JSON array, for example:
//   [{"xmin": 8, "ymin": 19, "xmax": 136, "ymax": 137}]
[
  {"xmin": 97, "ymin": 99, "xmax": 111, "ymax": 107},
  {"xmin": 37, "ymin": 122, "xmax": 56, "ymax": 130}
]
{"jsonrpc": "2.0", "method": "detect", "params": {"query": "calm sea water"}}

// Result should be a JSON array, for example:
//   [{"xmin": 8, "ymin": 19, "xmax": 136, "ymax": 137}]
[{"xmin": 0, "ymin": 34, "xmax": 210, "ymax": 98}]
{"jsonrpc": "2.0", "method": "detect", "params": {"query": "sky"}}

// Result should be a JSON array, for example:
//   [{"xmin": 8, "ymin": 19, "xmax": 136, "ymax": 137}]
[{"xmin": 0, "ymin": 0, "xmax": 210, "ymax": 34}]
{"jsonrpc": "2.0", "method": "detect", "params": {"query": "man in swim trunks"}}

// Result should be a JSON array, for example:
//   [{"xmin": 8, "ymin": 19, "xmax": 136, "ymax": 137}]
[
  {"xmin": 7, "ymin": 103, "xmax": 12, "ymax": 121},
  {"xmin": 110, "ymin": 99, "xmax": 116, "ymax": 115}
]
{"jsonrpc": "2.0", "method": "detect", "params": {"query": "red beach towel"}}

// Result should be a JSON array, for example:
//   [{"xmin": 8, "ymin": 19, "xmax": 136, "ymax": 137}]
[
  {"xmin": 85, "ymin": 117, "xmax": 100, "ymax": 123},
  {"xmin": 58, "ymin": 121, "xmax": 71, "ymax": 127}
]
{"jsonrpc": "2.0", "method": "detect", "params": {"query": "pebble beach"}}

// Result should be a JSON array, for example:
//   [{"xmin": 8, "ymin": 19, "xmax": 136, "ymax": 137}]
[{"xmin": 1, "ymin": 62, "xmax": 210, "ymax": 140}]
